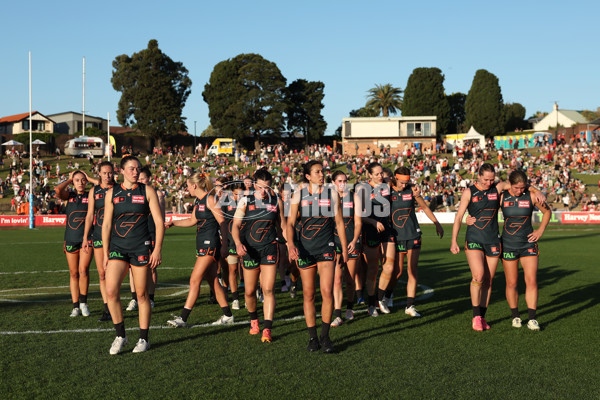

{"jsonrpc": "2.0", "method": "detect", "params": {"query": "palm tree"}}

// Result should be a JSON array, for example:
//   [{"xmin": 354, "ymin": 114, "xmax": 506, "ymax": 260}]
[{"xmin": 366, "ymin": 84, "xmax": 403, "ymax": 117}]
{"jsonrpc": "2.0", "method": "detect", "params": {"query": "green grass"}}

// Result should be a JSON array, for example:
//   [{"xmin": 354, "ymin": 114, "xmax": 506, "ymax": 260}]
[{"xmin": 0, "ymin": 226, "xmax": 599, "ymax": 399}]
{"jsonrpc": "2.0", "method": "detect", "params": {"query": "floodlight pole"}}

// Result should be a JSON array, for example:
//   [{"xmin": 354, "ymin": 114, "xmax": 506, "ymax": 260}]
[
  {"xmin": 28, "ymin": 51, "xmax": 34, "ymax": 229},
  {"xmin": 107, "ymin": 112, "xmax": 111, "ymax": 161},
  {"xmin": 82, "ymin": 57, "xmax": 86, "ymax": 137}
]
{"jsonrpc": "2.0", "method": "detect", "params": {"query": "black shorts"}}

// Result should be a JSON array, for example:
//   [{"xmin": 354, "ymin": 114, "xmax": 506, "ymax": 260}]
[
  {"xmin": 242, "ymin": 241, "xmax": 278, "ymax": 270},
  {"xmin": 465, "ymin": 241, "xmax": 501, "ymax": 258},
  {"xmin": 396, "ymin": 238, "xmax": 421, "ymax": 253},
  {"xmin": 502, "ymin": 243, "xmax": 539, "ymax": 261},
  {"xmin": 296, "ymin": 241, "xmax": 336, "ymax": 269},
  {"xmin": 196, "ymin": 246, "xmax": 220, "ymax": 261},
  {"xmin": 92, "ymin": 239, "xmax": 103, "ymax": 249},
  {"xmin": 64, "ymin": 240, "xmax": 92, "ymax": 254},
  {"xmin": 363, "ymin": 225, "xmax": 395, "ymax": 248},
  {"xmin": 108, "ymin": 244, "xmax": 152, "ymax": 267},
  {"xmin": 228, "ymin": 246, "xmax": 238, "ymax": 256},
  {"xmin": 335, "ymin": 237, "xmax": 361, "ymax": 260}
]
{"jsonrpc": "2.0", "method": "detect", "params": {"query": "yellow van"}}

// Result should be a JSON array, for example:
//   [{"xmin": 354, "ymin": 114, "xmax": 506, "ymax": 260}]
[{"xmin": 207, "ymin": 138, "xmax": 235, "ymax": 156}]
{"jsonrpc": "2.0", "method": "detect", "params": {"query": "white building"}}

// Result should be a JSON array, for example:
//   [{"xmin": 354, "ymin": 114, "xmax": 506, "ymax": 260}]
[
  {"xmin": 341, "ymin": 116, "xmax": 437, "ymax": 155},
  {"xmin": 533, "ymin": 103, "xmax": 588, "ymax": 131}
]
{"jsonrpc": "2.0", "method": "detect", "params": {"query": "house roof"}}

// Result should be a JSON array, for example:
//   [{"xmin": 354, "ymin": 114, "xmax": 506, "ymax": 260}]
[
  {"xmin": 0, "ymin": 111, "xmax": 39, "ymax": 123},
  {"xmin": 559, "ymin": 110, "xmax": 588, "ymax": 124}
]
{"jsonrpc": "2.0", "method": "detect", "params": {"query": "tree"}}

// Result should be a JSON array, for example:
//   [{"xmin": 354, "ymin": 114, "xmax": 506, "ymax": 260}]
[
  {"xmin": 447, "ymin": 92, "xmax": 467, "ymax": 133},
  {"xmin": 402, "ymin": 68, "xmax": 451, "ymax": 135},
  {"xmin": 349, "ymin": 106, "xmax": 380, "ymax": 118},
  {"xmin": 285, "ymin": 79, "xmax": 327, "ymax": 146},
  {"xmin": 365, "ymin": 84, "xmax": 403, "ymax": 117},
  {"xmin": 201, "ymin": 125, "xmax": 219, "ymax": 137},
  {"xmin": 203, "ymin": 53, "xmax": 286, "ymax": 153},
  {"xmin": 464, "ymin": 69, "xmax": 504, "ymax": 137},
  {"xmin": 503, "ymin": 103, "xmax": 527, "ymax": 132},
  {"xmin": 580, "ymin": 109, "xmax": 600, "ymax": 122},
  {"xmin": 111, "ymin": 39, "xmax": 191, "ymax": 147}
]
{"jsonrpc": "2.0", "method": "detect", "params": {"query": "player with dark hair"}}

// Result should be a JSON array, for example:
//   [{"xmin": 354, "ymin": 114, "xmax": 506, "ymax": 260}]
[
  {"xmin": 330, "ymin": 171, "xmax": 362, "ymax": 326},
  {"xmin": 287, "ymin": 161, "xmax": 348, "ymax": 353},
  {"xmin": 221, "ymin": 181, "xmax": 245, "ymax": 310},
  {"xmin": 232, "ymin": 168, "xmax": 286, "ymax": 343},
  {"xmin": 102, "ymin": 156, "xmax": 164, "ymax": 354},
  {"xmin": 56, "ymin": 170, "xmax": 98, "ymax": 318},
  {"xmin": 82, "ymin": 161, "xmax": 114, "ymax": 321}
]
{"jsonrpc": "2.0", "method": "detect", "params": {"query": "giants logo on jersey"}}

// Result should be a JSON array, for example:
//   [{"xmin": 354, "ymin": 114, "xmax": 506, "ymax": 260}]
[
  {"xmin": 472, "ymin": 196, "xmax": 479, "ymax": 203},
  {"xmin": 402, "ymin": 194, "xmax": 412, "ymax": 201},
  {"xmin": 487, "ymin": 193, "xmax": 498, "ymax": 200},
  {"xmin": 504, "ymin": 201, "xmax": 514, "ymax": 208},
  {"xmin": 132, "ymin": 195, "xmax": 144, "ymax": 204},
  {"xmin": 301, "ymin": 200, "xmax": 309, "ymax": 207},
  {"xmin": 248, "ymin": 205, "xmax": 255, "ymax": 211},
  {"xmin": 518, "ymin": 201, "xmax": 530, "ymax": 208}
]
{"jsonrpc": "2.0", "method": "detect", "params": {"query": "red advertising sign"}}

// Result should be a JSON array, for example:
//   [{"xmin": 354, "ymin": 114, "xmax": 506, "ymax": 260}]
[{"xmin": 561, "ymin": 212, "xmax": 600, "ymax": 224}]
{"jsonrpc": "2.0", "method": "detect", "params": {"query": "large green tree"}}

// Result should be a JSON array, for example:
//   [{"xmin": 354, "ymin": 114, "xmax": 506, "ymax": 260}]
[
  {"xmin": 285, "ymin": 79, "xmax": 327, "ymax": 146},
  {"xmin": 447, "ymin": 92, "xmax": 467, "ymax": 133},
  {"xmin": 503, "ymin": 103, "xmax": 527, "ymax": 132},
  {"xmin": 464, "ymin": 69, "xmax": 504, "ymax": 137},
  {"xmin": 349, "ymin": 106, "xmax": 380, "ymax": 117},
  {"xmin": 402, "ymin": 68, "xmax": 451, "ymax": 135},
  {"xmin": 365, "ymin": 84, "xmax": 403, "ymax": 117},
  {"xmin": 111, "ymin": 39, "xmax": 191, "ymax": 146},
  {"xmin": 203, "ymin": 53, "xmax": 286, "ymax": 153}
]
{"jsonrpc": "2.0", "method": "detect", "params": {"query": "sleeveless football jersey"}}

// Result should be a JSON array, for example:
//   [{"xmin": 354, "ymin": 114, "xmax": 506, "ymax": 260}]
[
  {"xmin": 243, "ymin": 193, "xmax": 279, "ymax": 249},
  {"xmin": 296, "ymin": 185, "xmax": 335, "ymax": 253},
  {"xmin": 334, "ymin": 190, "xmax": 356, "ymax": 245},
  {"xmin": 194, "ymin": 194, "xmax": 220, "ymax": 250},
  {"xmin": 65, "ymin": 191, "xmax": 89, "ymax": 243},
  {"xmin": 390, "ymin": 186, "xmax": 421, "ymax": 241},
  {"xmin": 466, "ymin": 183, "xmax": 500, "ymax": 244},
  {"xmin": 110, "ymin": 184, "xmax": 151, "ymax": 251},
  {"xmin": 501, "ymin": 189, "xmax": 535, "ymax": 248},
  {"xmin": 92, "ymin": 185, "xmax": 111, "ymax": 241}
]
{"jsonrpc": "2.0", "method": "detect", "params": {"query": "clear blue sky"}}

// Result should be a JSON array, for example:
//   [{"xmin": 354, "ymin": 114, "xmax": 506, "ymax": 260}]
[{"xmin": 1, "ymin": 0, "xmax": 598, "ymax": 135}]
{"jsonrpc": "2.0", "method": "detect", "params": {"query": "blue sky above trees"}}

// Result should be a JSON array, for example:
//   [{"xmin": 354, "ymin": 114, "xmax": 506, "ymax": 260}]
[{"xmin": 1, "ymin": 0, "xmax": 598, "ymax": 135}]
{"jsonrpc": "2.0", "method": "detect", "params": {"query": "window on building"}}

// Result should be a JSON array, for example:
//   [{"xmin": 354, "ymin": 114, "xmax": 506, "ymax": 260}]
[
  {"xmin": 21, "ymin": 120, "xmax": 45, "ymax": 131},
  {"xmin": 424, "ymin": 122, "xmax": 431, "ymax": 136}
]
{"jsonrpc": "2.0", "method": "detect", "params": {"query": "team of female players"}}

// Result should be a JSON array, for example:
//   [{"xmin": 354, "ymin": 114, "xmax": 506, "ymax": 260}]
[{"xmin": 58, "ymin": 158, "xmax": 549, "ymax": 355}]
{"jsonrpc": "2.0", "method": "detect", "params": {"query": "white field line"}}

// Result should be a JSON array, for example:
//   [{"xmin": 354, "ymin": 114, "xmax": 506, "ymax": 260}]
[{"xmin": 0, "ymin": 283, "xmax": 434, "ymax": 336}]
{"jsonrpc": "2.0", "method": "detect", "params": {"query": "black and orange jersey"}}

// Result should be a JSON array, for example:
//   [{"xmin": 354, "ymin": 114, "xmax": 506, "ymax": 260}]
[
  {"xmin": 466, "ymin": 183, "xmax": 500, "ymax": 244},
  {"xmin": 92, "ymin": 185, "xmax": 111, "ymax": 241},
  {"xmin": 64, "ymin": 191, "xmax": 89, "ymax": 243},
  {"xmin": 243, "ymin": 193, "xmax": 279, "ymax": 249},
  {"xmin": 334, "ymin": 190, "xmax": 356, "ymax": 245},
  {"xmin": 390, "ymin": 186, "xmax": 421, "ymax": 241},
  {"xmin": 110, "ymin": 184, "xmax": 151, "ymax": 251},
  {"xmin": 194, "ymin": 194, "xmax": 220, "ymax": 250},
  {"xmin": 221, "ymin": 192, "xmax": 244, "ymax": 249},
  {"xmin": 501, "ymin": 189, "xmax": 535, "ymax": 248},
  {"xmin": 296, "ymin": 185, "xmax": 335, "ymax": 253}
]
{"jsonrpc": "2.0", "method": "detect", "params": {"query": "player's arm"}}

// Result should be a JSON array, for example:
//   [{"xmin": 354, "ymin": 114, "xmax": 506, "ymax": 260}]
[
  {"xmin": 101, "ymin": 187, "xmax": 114, "ymax": 269},
  {"xmin": 208, "ymin": 194, "xmax": 228, "ymax": 258},
  {"xmin": 450, "ymin": 188, "xmax": 471, "ymax": 254},
  {"xmin": 147, "ymin": 185, "xmax": 164, "ymax": 269},
  {"xmin": 54, "ymin": 172, "xmax": 73, "ymax": 200},
  {"xmin": 82, "ymin": 187, "xmax": 96, "ymax": 254},
  {"xmin": 350, "ymin": 193, "xmax": 363, "ymax": 251},
  {"xmin": 232, "ymin": 197, "xmax": 248, "ymax": 257},
  {"xmin": 277, "ymin": 198, "xmax": 287, "ymax": 242},
  {"xmin": 286, "ymin": 190, "xmax": 301, "ymax": 261},
  {"xmin": 529, "ymin": 195, "xmax": 552, "ymax": 242},
  {"xmin": 415, "ymin": 195, "xmax": 443, "ymax": 238},
  {"xmin": 167, "ymin": 205, "xmax": 198, "ymax": 228},
  {"xmin": 333, "ymin": 190, "xmax": 348, "ymax": 263}
]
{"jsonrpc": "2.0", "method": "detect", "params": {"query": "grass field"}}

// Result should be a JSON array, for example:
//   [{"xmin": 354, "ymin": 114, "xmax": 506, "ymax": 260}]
[{"xmin": 0, "ymin": 225, "xmax": 599, "ymax": 399}]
